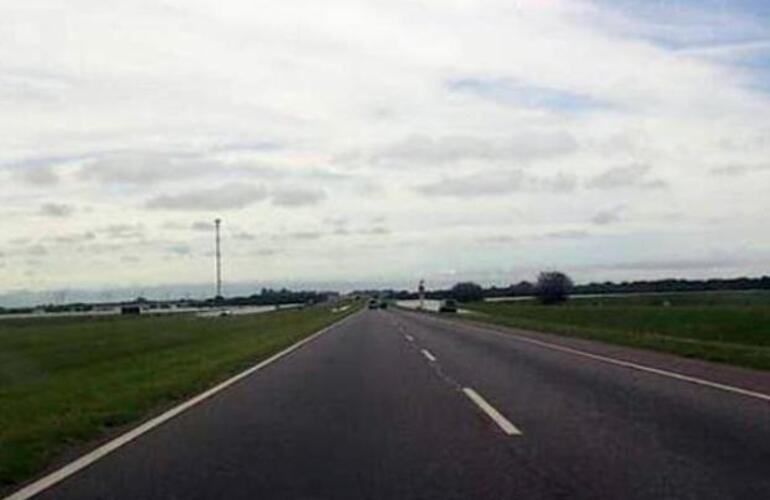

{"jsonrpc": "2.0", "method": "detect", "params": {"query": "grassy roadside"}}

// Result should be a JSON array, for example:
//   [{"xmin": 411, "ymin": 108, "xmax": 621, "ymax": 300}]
[
  {"xmin": 461, "ymin": 292, "xmax": 770, "ymax": 371},
  {"xmin": 0, "ymin": 302, "xmax": 359, "ymax": 489}
]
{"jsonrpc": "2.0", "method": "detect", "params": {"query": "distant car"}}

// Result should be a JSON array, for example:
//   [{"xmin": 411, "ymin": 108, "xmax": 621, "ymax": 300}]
[
  {"xmin": 378, "ymin": 301, "xmax": 388, "ymax": 309},
  {"xmin": 368, "ymin": 299, "xmax": 379, "ymax": 310},
  {"xmin": 438, "ymin": 299, "xmax": 458, "ymax": 313}
]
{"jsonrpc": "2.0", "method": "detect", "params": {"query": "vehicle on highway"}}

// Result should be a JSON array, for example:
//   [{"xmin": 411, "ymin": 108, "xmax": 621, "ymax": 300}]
[
  {"xmin": 378, "ymin": 301, "xmax": 388, "ymax": 309},
  {"xmin": 367, "ymin": 299, "xmax": 379, "ymax": 309},
  {"xmin": 438, "ymin": 299, "xmax": 458, "ymax": 313}
]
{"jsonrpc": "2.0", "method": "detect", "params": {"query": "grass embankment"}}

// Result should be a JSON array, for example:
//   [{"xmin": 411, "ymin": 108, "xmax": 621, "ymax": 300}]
[
  {"xmin": 0, "ymin": 303, "xmax": 359, "ymax": 489},
  {"xmin": 465, "ymin": 291, "xmax": 770, "ymax": 371}
]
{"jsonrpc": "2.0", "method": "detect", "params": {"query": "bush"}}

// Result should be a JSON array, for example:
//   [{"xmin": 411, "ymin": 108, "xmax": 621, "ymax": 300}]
[
  {"xmin": 451, "ymin": 282, "xmax": 484, "ymax": 303},
  {"xmin": 535, "ymin": 271, "xmax": 573, "ymax": 304}
]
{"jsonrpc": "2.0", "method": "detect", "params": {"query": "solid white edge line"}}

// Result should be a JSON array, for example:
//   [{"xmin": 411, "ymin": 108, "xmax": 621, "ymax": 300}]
[
  {"xmin": 3, "ymin": 310, "xmax": 361, "ymax": 500},
  {"xmin": 421, "ymin": 349, "xmax": 437, "ymax": 362},
  {"xmin": 439, "ymin": 316, "xmax": 770, "ymax": 404},
  {"xmin": 463, "ymin": 387, "xmax": 522, "ymax": 436}
]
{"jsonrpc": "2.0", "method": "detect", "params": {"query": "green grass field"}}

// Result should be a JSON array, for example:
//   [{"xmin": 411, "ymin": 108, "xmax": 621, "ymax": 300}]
[
  {"xmin": 466, "ymin": 291, "xmax": 770, "ymax": 370},
  {"xmin": 0, "ymin": 304, "xmax": 358, "ymax": 489}
]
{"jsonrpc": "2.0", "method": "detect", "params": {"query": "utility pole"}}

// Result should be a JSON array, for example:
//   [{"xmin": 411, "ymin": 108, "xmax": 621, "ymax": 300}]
[{"xmin": 215, "ymin": 218, "xmax": 222, "ymax": 300}]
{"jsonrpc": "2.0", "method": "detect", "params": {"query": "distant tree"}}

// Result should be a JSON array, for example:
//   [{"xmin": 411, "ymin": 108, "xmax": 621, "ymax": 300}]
[
  {"xmin": 451, "ymin": 282, "xmax": 484, "ymax": 303},
  {"xmin": 510, "ymin": 280, "xmax": 535, "ymax": 296},
  {"xmin": 535, "ymin": 271, "xmax": 573, "ymax": 304}
]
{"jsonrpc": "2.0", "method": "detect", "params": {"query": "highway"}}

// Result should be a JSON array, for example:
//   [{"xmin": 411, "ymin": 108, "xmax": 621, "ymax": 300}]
[{"xmin": 22, "ymin": 308, "xmax": 770, "ymax": 499}]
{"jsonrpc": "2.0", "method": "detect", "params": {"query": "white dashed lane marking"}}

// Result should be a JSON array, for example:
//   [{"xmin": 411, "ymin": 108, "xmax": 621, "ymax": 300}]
[
  {"xmin": 463, "ymin": 387, "xmax": 522, "ymax": 436},
  {"xmin": 421, "ymin": 349, "xmax": 437, "ymax": 362}
]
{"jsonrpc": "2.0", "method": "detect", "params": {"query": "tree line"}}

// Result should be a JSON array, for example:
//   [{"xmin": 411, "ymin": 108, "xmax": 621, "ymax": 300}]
[
  {"xmin": 368, "ymin": 275, "xmax": 770, "ymax": 304},
  {"xmin": 0, "ymin": 288, "xmax": 339, "ymax": 315}
]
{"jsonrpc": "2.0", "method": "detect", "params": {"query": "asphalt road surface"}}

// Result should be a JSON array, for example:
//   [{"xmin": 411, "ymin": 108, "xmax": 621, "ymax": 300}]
[{"xmin": 29, "ymin": 309, "xmax": 770, "ymax": 499}]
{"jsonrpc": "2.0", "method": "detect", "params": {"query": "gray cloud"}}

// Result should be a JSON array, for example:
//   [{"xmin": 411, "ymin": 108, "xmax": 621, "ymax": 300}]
[
  {"xmin": 26, "ymin": 244, "xmax": 48, "ymax": 257},
  {"xmin": 323, "ymin": 216, "xmax": 349, "ymax": 235},
  {"xmin": 286, "ymin": 231, "xmax": 322, "ymax": 241},
  {"xmin": 209, "ymin": 140, "xmax": 282, "ymax": 154},
  {"xmin": 351, "ymin": 180, "xmax": 385, "ymax": 197},
  {"xmin": 77, "ymin": 150, "xmax": 350, "ymax": 189},
  {"xmin": 191, "ymin": 221, "xmax": 212, "ymax": 232},
  {"xmin": 300, "ymin": 168, "xmax": 354, "ymax": 182},
  {"xmin": 478, "ymin": 235, "xmax": 519, "ymax": 245},
  {"xmin": 591, "ymin": 205, "xmax": 624, "ymax": 225},
  {"xmin": 17, "ymin": 165, "xmax": 60, "ymax": 186},
  {"xmin": 416, "ymin": 170, "xmax": 577, "ymax": 197},
  {"xmin": 233, "ymin": 232, "xmax": 256, "ymax": 241},
  {"xmin": 271, "ymin": 187, "xmax": 327, "ymax": 207},
  {"xmin": 161, "ymin": 221, "xmax": 187, "ymax": 230},
  {"xmin": 146, "ymin": 183, "xmax": 268, "ymax": 211},
  {"xmin": 79, "ymin": 151, "xmax": 215, "ymax": 186},
  {"xmin": 237, "ymin": 164, "xmax": 287, "ymax": 180},
  {"xmin": 599, "ymin": 257, "xmax": 738, "ymax": 271},
  {"xmin": 51, "ymin": 231, "xmax": 96, "ymax": 244},
  {"xmin": 361, "ymin": 226, "xmax": 390, "ymax": 236},
  {"xmin": 544, "ymin": 230, "xmax": 590, "ymax": 240},
  {"xmin": 319, "ymin": 216, "xmax": 390, "ymax": 237},
  {"xmin": 709, "ymin": 163, "xmax": 770, "ymax": 177},
  {"xmin": 39, "ymin": 203, "xmax": 74, "ymax": 217},
  {"xmin": 586, "ymin": 163, "xmax": 666, "ymax": 190},
  {"xmin": 81, "ymin": 242, "xmax": 128, "ymax": 254},
  {"xmin": 102, "ymin": 224, "xmax": 144, "ymax": 240},
  {"xmin": 360, "ymin": 131, "xmax": 578, "ymax": 167},
  {"xmin": 324, "ymin": 216, "xmax": 348, "ymax": 225}
]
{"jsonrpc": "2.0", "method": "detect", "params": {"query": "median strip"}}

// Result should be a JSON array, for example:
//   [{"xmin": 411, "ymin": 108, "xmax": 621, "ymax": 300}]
[{"xmin": 463, "ymin": 387, "xmax": 522, "ymax": 436}]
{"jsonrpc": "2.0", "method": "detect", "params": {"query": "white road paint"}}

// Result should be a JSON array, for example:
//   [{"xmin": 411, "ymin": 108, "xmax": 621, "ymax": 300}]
[
  {"xmin": 421, "ymin": 349, "xmax": 437, "ymax": 362},
  {"xmin": 463, "ymin": 387, "xmax": 522, "ymax": 436},
  {"xmin": 2, "ymin": 311, "xmax": 360, "ymax": 500},
  {"xmin": 438, "ymin": 317, "xmax": 770, "ymax": 404},
  {"xmin": 405, "ymin": 334, "xmax": 414, "ymax": 342}
]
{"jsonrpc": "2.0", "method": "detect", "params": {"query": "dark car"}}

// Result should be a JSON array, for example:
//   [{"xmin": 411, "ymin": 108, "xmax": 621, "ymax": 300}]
[
  {"xmin": 438, "ymin": 299, "xmax": 458, "ymax": 313},
  {"xmin": 378, "ymin": 301, "xmax": 388, "ymax": 309}
]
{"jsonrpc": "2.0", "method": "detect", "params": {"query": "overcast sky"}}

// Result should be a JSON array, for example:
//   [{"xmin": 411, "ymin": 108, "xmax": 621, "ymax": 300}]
[{"xmin": 2, "ymin": 0, "xmax": 770, "ymax": 302}]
